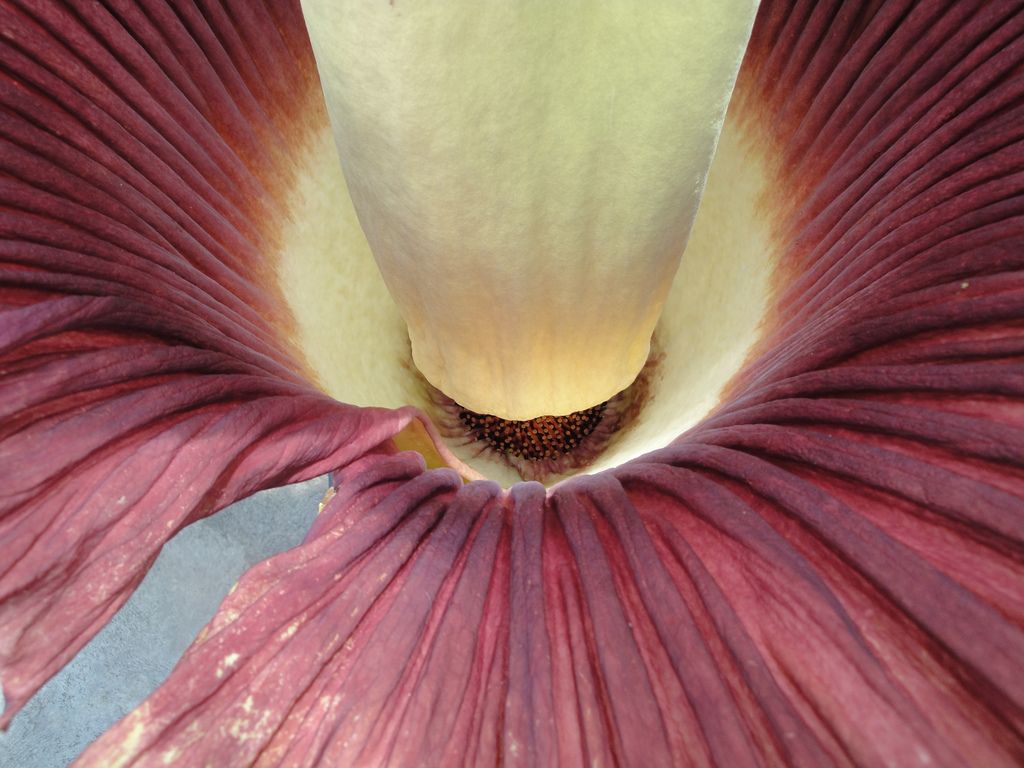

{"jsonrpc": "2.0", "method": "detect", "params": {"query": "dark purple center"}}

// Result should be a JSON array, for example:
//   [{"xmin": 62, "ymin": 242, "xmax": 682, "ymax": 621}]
[{"xmin": 458, "ymin": 403, "xmax": 607, "ymax": 460}]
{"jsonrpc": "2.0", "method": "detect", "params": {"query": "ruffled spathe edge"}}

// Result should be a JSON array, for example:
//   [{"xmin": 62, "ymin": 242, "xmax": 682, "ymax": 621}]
[
  {"xmin": 3, "ymin": 0, "xmax": 1024, "ymax": 765},
  {"xmin": 0, "ymin": 0, "xmax": 442, "ymax": 728}
]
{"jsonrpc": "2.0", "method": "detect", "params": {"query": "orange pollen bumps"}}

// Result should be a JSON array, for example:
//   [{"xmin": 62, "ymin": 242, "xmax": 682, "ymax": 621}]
[{"xmin": 459, "ymin": 403, "xmax": 607, "ymax": 461}]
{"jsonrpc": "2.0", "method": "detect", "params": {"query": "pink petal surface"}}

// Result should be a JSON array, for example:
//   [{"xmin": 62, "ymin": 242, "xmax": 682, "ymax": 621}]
[
  {"xmin": 4, "ymin": 0, "xmax": 1024, "ymax": 766},
  {"xmin": 74, "ymin": 2, "xmax": 1024, "ymax": 764},
  {"xmin": 0, "ymin": 0, "xmax": 425, "ymax": 727}
]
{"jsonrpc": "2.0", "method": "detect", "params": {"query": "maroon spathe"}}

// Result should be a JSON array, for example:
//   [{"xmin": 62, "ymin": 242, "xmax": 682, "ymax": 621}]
[{"xmin": 2, "ymin": 0, "xmax": 1024, "ymax": 765}]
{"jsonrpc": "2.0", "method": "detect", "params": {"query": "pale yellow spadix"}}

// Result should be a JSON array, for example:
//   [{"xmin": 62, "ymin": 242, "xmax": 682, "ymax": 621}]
[{"xmin": 299, "ymin": 0, "xmax": 759, "ymax": 420}]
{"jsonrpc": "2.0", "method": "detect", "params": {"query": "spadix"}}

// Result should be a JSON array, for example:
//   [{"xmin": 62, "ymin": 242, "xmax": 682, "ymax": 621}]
[{"xmin": 300, "ymin": 0, "xmax": 759, "ymax": 420}]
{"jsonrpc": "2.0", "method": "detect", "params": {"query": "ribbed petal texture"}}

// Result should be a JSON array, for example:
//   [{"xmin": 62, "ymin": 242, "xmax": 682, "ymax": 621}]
[
  {"xmin": 72, "ymin": 2, "xmax": 1024, "ymax": 765},
  {"xmin": 0, "ymin": 0, "xmax": 416, "ymax": 728}
]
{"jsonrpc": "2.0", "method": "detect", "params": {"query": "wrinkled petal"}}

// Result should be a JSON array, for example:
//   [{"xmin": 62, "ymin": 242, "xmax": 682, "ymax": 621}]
[
  {"xmin": 0, "ymin": 0, "xmax": 428, "ymax": 726},
  {"xmin": 82, "ymin": 1, "xmax": 1024, "ymax": 765},
  {"xmin": 9, "ymin": 0, "xmax": 1024, "ymax": 766}
]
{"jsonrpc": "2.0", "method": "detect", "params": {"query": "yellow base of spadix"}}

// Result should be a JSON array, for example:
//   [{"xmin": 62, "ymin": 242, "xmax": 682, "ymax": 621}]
[
  {"xmin": 299, "ymin": 0, "xmax": 759, "ymax": 420},
  {"xmin": 278, "ymin": 104, "xmax": 773, "ymax": 487}
]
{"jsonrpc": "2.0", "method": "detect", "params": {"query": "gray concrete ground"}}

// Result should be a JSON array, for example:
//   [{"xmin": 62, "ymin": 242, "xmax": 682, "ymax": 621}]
[{"xmin": 0, "ymin": 476, "xmax": 327, "ymax": 767}]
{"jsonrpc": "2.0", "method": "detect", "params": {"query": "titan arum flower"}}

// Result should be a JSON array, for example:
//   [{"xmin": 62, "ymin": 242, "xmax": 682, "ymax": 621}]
[{"xmin": 2, "ymin": 0, "xmax": 1024, "ymax": 765}]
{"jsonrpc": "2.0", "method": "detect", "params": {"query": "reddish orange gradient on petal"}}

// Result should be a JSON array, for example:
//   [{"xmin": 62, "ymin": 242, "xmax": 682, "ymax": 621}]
[{"xmin": 0, "ymin": 0, "xmax": 419, "ymax": 728}]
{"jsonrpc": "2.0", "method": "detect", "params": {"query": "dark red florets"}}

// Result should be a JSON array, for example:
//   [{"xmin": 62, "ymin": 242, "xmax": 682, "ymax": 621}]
[{"xmin": 458, "ymin": 403, "xmax": 607, "ymax": 461}]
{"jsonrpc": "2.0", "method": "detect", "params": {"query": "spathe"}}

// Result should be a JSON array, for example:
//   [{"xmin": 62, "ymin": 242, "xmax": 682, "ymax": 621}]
[
  {"xmin": 0, "ymin": 0, "xmax": 441, "ymax": 728},
  {"xmin": 2, "ymin": 0, "xmax": 1024, "ymax": 765}
]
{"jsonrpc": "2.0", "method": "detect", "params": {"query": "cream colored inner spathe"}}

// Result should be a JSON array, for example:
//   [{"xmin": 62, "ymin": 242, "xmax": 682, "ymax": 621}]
[
  {"xmin": 278, "ymin": 109, "xmax": 773, "ymax": 488},
  {"xmin": 298, "ymin": 0, "xmax": 760, "ymax": 420}
]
